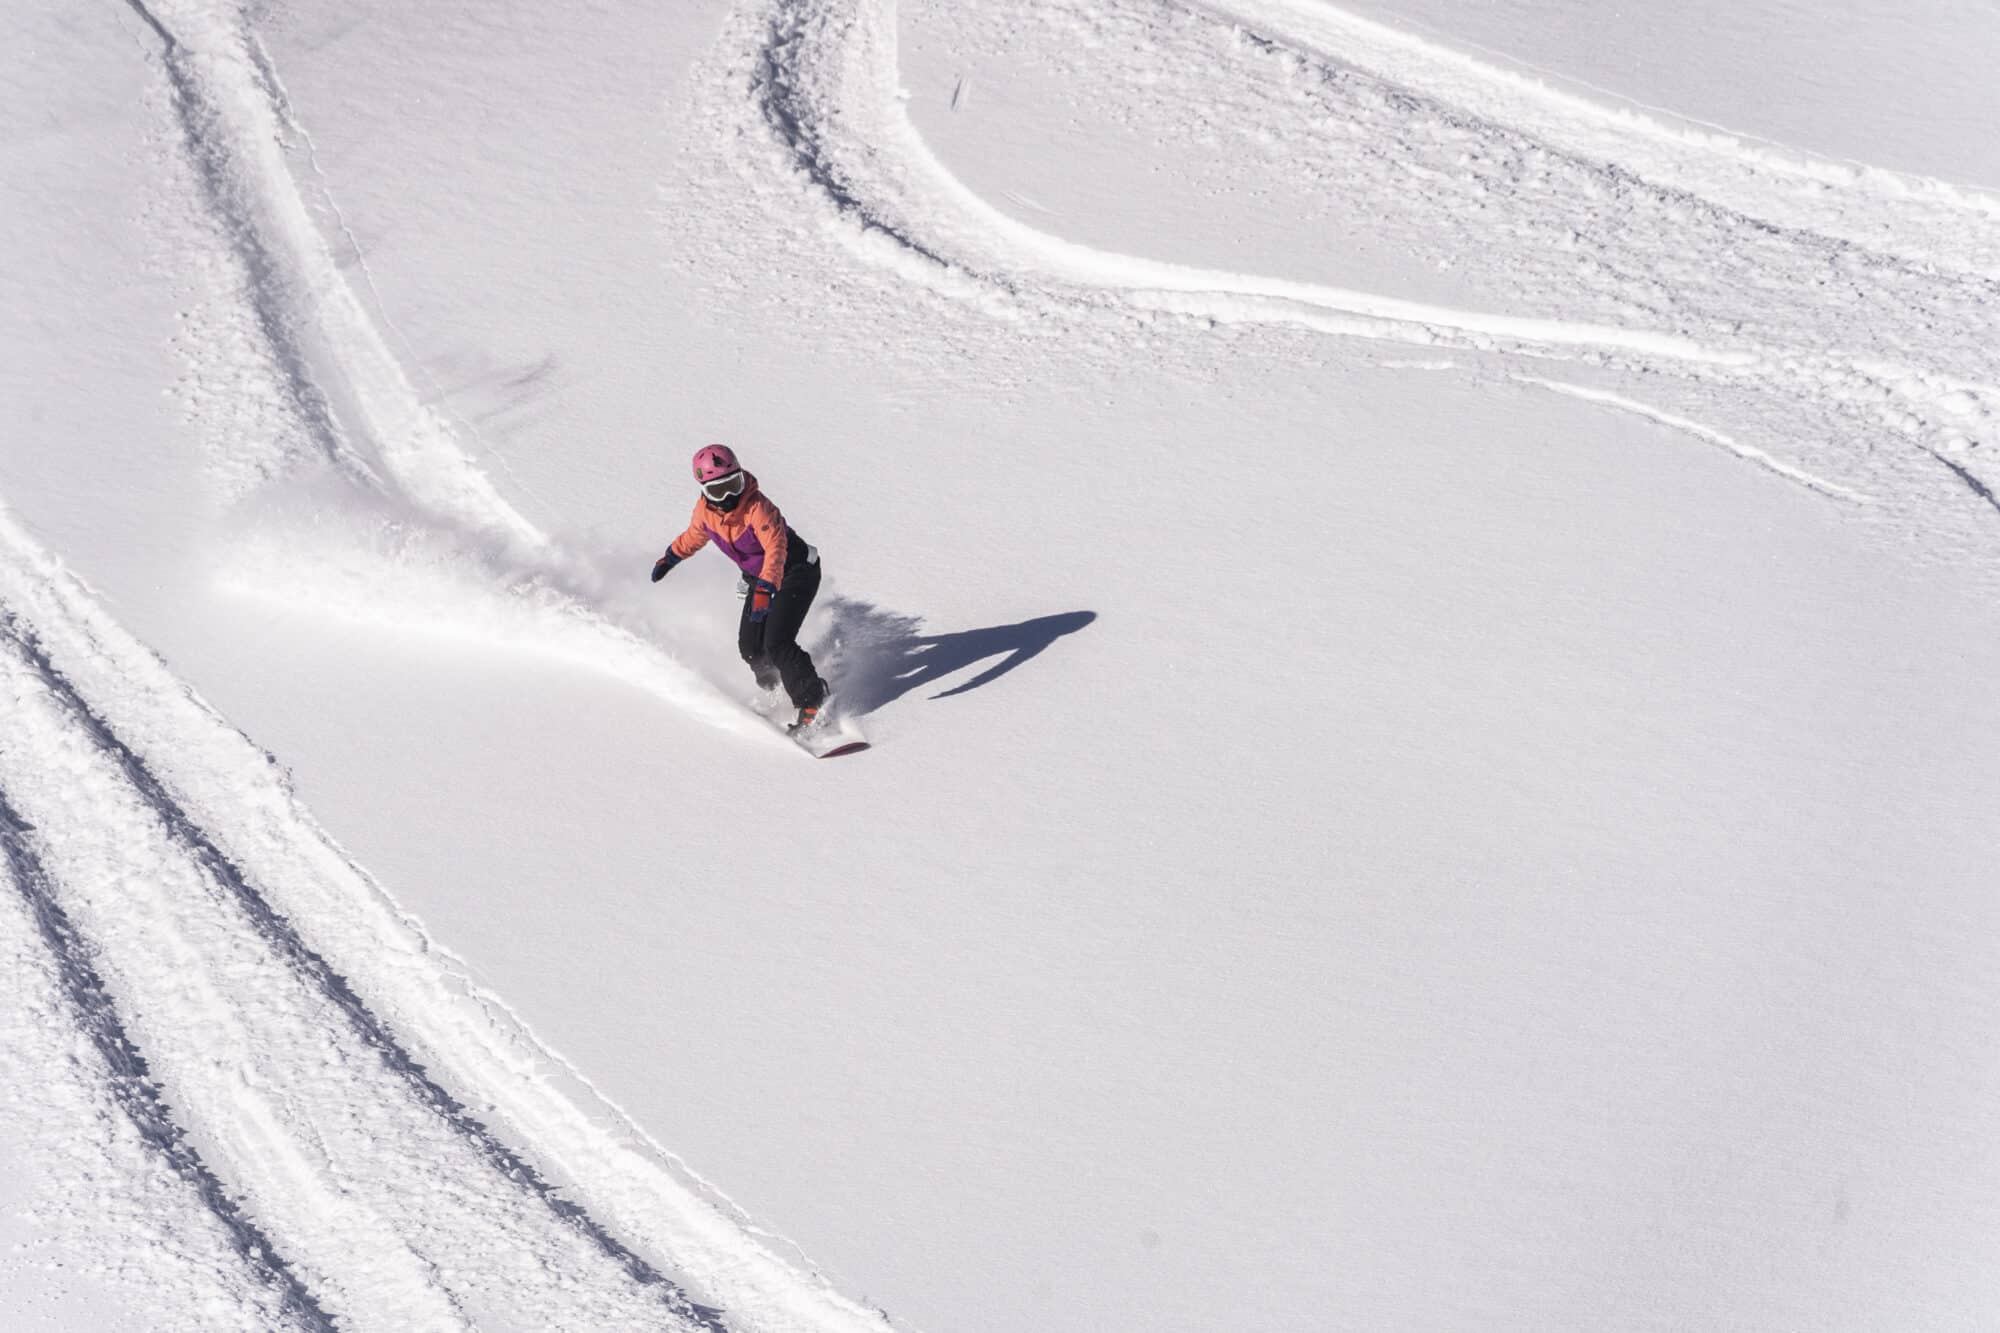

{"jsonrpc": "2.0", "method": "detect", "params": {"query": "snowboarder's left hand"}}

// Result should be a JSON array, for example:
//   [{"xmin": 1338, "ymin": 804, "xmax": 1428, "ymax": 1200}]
[{"xmin": 748, "ymin": 578, "xmax": 777, "ymax": 623}]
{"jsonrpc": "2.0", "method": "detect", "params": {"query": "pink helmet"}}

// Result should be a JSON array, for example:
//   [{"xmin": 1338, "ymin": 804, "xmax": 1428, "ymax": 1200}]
[{"xmin": 692, "ymin": 444, "xmax": 740, "ymax": 482}]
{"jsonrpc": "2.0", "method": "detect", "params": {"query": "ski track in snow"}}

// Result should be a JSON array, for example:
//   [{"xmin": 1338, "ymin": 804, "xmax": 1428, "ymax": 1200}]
[
  {"xmin": 0, "ymin": 786, "xmax": 328, "ymax": 1331},
  {"xmin": 21, "ymin": 0, "xmax": 2000, "ymax": 1322},
  {"xmin": 136, "ymin": 0, "xmax": 777, "ymax": 750},
  {"xmin": 0, "ymin": 500, "xmax": 899, "ymax": 1329},
  {"xmin": 1509, "ymin": 376, "xmax": 1875, "ymax": 504},
  {"xmin": 1, "ymin": 1, "xmax": 897, "ymax": 1328},
  {"xmin": 0, "ymin": 512, "xmax": 714, "ymax": 1329},
  {"xmin": 710, "ymin": 0, "xmax": 2000, "ymax": 555}
]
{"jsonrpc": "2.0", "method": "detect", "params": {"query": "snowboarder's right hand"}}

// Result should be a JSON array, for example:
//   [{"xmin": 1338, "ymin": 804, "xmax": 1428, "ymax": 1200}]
[
  {"xmin": 748, "ymin": 578, "xmax": 777, "ymax": 623},
  {"xmin": 650, "ymin": 552, "xmax": 680, "ymax": 582}
]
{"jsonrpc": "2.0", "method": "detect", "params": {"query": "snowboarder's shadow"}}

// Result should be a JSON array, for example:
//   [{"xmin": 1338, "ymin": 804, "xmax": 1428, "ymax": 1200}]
[{"xmin": 816, "ymin": 597, "xmax": 1096, "ymax": 716}]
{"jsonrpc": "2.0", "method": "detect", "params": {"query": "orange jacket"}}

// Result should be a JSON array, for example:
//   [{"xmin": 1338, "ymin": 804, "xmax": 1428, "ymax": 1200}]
[{"xmin": 666, "ymin": 473, "xmax": 793, "ymax": 589}]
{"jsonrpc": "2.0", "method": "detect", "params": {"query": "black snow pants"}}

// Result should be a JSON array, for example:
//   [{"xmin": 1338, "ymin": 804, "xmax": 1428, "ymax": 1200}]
[{"xmin": 739, "ymin": 557, "xmax": 826, "ymax": 709}]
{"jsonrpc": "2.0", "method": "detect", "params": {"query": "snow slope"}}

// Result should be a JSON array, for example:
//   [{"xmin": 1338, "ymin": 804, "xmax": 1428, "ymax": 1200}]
[
  {"xmin": 5, "ymin": 0, "xmax": 2000, "ymax": 1329},
  {"xmin": 1332, "ymin": 0, "xmax": 2000, "ymax": 192}
]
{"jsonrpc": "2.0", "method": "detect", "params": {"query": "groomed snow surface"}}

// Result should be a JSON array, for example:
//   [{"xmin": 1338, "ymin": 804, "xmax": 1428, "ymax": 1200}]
[{"xmin": 4, "ymin": 0, "xmax": 1998, "ymax": 1329}]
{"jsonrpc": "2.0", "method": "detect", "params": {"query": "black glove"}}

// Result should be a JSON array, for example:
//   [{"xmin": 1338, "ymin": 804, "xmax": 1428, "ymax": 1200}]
[{"xmin": 651, "ymin": 552, "xmax": 680, "ymax": 582}]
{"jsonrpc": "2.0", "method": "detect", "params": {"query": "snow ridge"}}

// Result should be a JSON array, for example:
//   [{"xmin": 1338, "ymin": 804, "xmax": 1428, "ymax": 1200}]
[
  {"xmin": 0, "ymin": 778, "xmax": 331, "ymax": 1332},
  {"xmin": 140, "ymin": 0, "xmax": 775, "ymax": 744},
  {"xmin": 144, "ymin": 0, "xmax": 540, "ymax": 548},
  {"xmin": 1201, "ymin": 0, "xmax": 2000, "ymax": 269},
  {"xmin": 716, "ymin": 0, "xmax": 2000, "ymax": 557},
  {"xmin": 0, "ymin": 494, "xmax": 898, "ymax": 1330},
  {"xmin": 1512, "ymin": 377, "xmax": 1875, "ymax": 504},
  {"xmin": 10, "ymin": 4, "xmax": 895, "ymax": 1320},
  {"xmin": 1, "ymin": 620, "xmax": 728, "ymax": 1331},
  {"xmin": 0, "ymin": 513, "xmax": 713, "ymax": 1328}
]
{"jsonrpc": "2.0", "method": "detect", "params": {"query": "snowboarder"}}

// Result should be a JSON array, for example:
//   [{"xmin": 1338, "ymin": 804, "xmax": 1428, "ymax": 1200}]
[{"xmin": 650, "ymin": 444, "xmax": 830, "ymax": 731}]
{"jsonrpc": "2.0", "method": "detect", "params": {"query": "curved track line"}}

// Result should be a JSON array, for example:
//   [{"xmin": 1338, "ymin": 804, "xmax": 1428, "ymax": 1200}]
[
  {"xmin": 727, "ymin": 0, "xmax": 1998, "ymax": 528},
  {"xmin": 0, "ymin": 788, "xmax": 333, "ymax": 1332},
  {"xmin": 0, "ymin": 603, "xmax": 729, "ymax": 1325},
  {"xmin": 1512, "ymin": 376, "xmax": 1875, "ymax": 503},
  {"xmin": 140, "ymin": 0, "xmax": 781, "ymax": 746},
  {"xmin": 0, "ymin": 497, "xmax": 897, "ymax": 1330},
  {"xmin": 0, "ymin": 627, "xmax": 472, "ymax": 1327},
  {"xmin": 111, "ymin": 3, "xmax": 900, "ymax": 1312},
  {"xmin": 140, "ymin": 0, "xmax": 543, "ymax": 551},
  {"xmin": 1196, "ymin": 0, "xmax": 2000, "ymax": 273},
  {"xmin": 0, "ymin": 615, "xmax": 728, "ymax": 1332},
  {"xmin": 753, "ymin": 0, "xmax": 1755, "ymax": 369}
]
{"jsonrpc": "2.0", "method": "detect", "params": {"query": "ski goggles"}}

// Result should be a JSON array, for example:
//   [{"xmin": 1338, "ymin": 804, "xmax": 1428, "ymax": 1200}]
[{"xmin": 700, "ymin": 470, "xmax": 746, "ymax": 503}]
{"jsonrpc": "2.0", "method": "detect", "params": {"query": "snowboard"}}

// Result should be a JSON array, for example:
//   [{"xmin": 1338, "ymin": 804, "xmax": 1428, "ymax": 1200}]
[
  {"xmin": 795, "ymin": 720, "xmax": 870, "ymax": 759},
  {"xmin": 754, "ymin": 692, "xmax": 870, "ymax": 758}
]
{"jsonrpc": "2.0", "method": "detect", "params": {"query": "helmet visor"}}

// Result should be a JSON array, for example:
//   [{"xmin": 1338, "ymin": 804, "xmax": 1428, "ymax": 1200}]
[{"xmin": 700, "ymin": 470, "xmax": 746, "ymax": 503}]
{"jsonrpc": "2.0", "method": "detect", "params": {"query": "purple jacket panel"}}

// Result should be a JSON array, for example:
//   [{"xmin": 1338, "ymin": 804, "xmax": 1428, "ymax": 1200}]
[{"xmin": 705, "ymin": 523, "xmax": 768, "ymax": 579}]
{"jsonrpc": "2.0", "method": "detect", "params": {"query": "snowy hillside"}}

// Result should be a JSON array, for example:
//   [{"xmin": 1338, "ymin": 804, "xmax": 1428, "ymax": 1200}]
[{"xmin": 4, "ymin": 0, "xmax": 1999, "ymax": 1329}]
